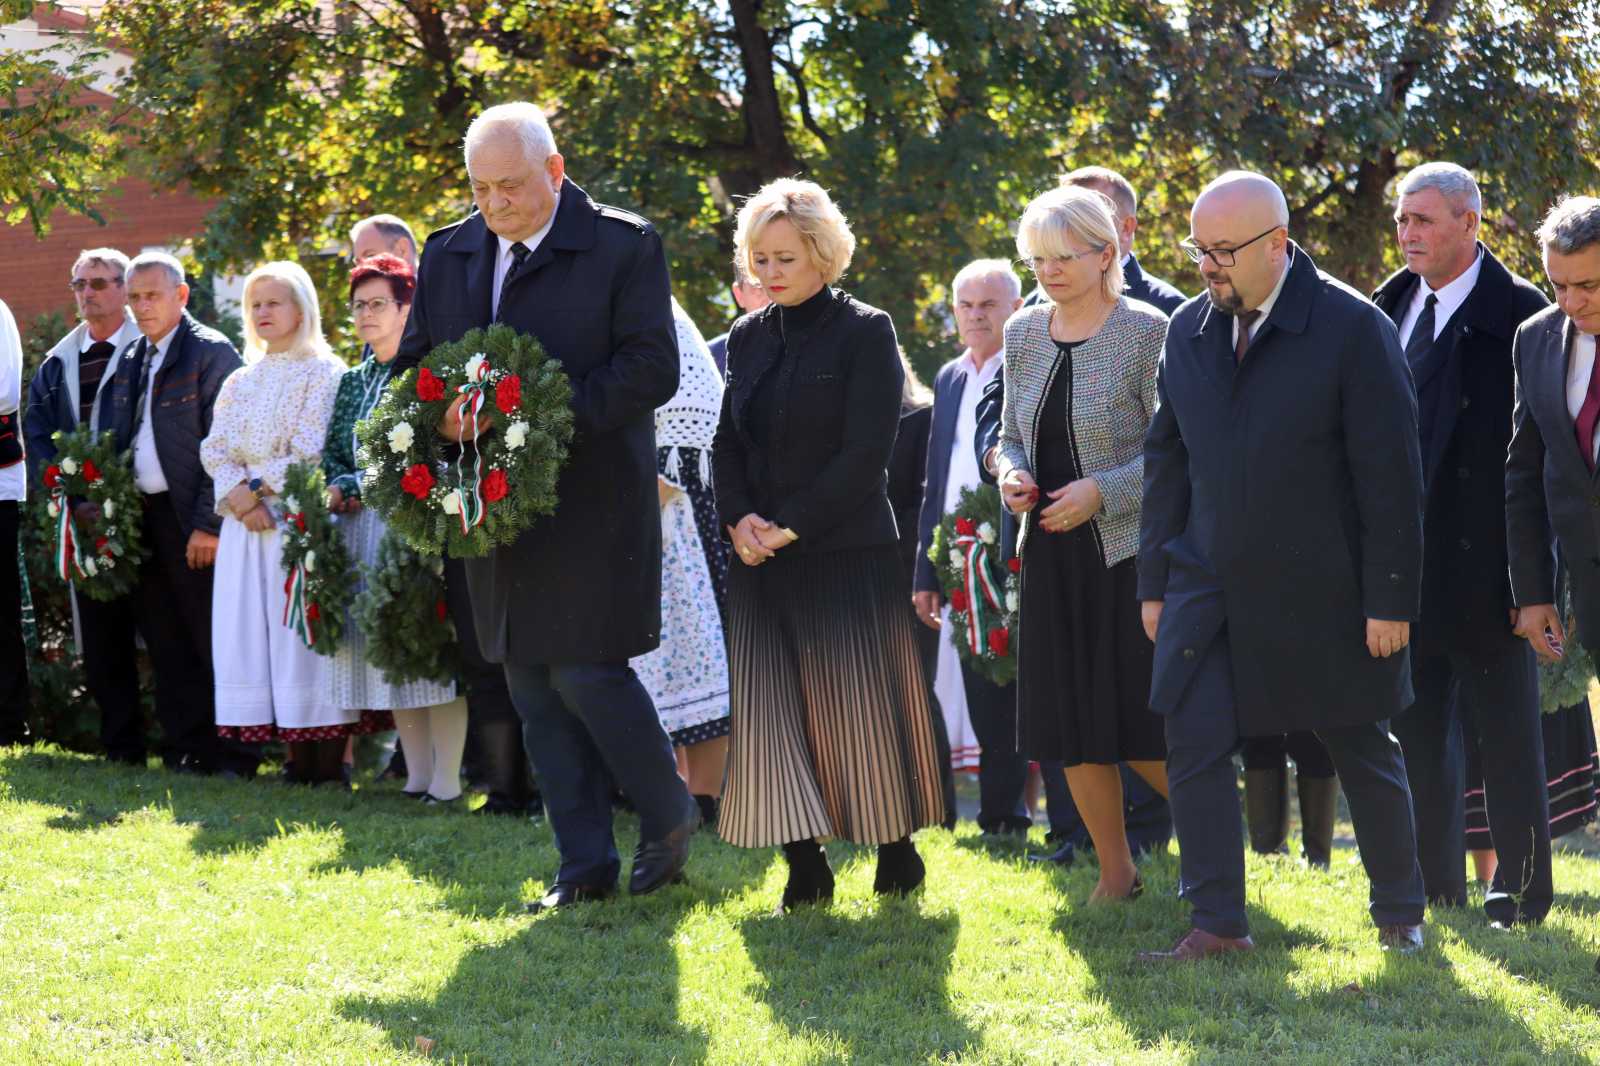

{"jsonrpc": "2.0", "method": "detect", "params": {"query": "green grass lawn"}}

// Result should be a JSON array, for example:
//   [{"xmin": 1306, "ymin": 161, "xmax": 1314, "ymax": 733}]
[{"xmin": 1, "ymin": 746, "xmax": 1596, "ymax": 1065}]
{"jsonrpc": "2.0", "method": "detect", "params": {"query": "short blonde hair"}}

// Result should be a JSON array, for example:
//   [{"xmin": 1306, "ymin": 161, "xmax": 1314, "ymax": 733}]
[
  {"xmin": 240, "ymin": 261, "xmax": 333, "ymax": 363},
  {"xmin": 734, "ymin": 178, "xmax": 856, "ymax": 286},
  {"xmin": 1016, "ymin": 186, "xmax": 1123, "ymax": 304}
]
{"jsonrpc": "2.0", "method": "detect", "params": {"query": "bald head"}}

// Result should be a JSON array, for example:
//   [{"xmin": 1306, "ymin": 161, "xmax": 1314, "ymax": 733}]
[{"xmin": 1188, "ymin": 170, "xmax": 1292, "ymax": 315}]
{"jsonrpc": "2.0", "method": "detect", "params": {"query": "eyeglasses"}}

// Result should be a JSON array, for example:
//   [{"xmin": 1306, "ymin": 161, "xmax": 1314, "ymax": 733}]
[
  {"xmin": 1018, "ymin": 246, "xmax": 1107, "ymax": 273},
  {"xmin": 1180, "ymin": 225, "xmax": 1282, "ymax": 267},
  {"xmin": 69, "ymin": 277, "xmax": 123, "ymax": 293},
  {"xmin": 350, "ymin": 297, "xmax": 397, "ymax": 315}
]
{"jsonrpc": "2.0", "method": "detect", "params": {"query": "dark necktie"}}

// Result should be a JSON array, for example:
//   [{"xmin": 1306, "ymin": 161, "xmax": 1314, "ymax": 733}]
[
  {"xmin": 1404, "ymin": 293, "xmax": 1438, "ymax": 373},
  {"xmin": 1233, "ymin": 310, "xmax": 1260, "ymax": 364},
  {"xmin": 1576, "ymin": 347, "xmax": 1600, "ymax": 472},
  {"xmin": 130, "ymin": 338, "xmax": 154, "ymax": 434},
  {"xmin": 496, "ymin": 242, "xmax": 531, "ymax": 321},
  {"xmin": 79, "ymin": 340, "xmax": 116, "ymax": 423}
]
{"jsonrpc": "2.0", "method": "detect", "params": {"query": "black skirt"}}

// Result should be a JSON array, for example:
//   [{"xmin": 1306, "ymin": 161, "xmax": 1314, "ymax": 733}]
[
  {"xmin": 1016, "ymin": 342, "xmax": 1163, "ymax": 766},
  {"xmin": 1464, "ymin": 699, "xmax": 1598, "ymax": 845}
]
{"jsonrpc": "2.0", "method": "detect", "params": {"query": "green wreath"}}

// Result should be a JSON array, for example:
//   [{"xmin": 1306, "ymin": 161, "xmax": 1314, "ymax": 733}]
[
  {"xmin": 355, "ymin": 531, "xmax": 460, "ymax": 687},
  {"xmin": 38, "ymin": 426, "xmax": 148, "ymax": 601},
  {"xmin": 356, "ymin": 324, "xmax": 574, "ymax": 557},
  {"xmin": 1539, "ymin": 569, "xmax": 1597, "ymax": 714},
  {"xmin": 927, "ymin": 483, "xmax": 1019, "ymax": 686},
  {"xmin": 278, "ymin": 461, "xmax": 359, "ymax": 655}
]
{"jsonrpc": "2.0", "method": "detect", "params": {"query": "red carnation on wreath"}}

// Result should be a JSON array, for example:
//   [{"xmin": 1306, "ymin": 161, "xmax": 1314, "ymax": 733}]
[
  {"xmin": 988, "ymin": 627, "xmax": 1010, "ymax": 657},
  {"xmin": 307, "ymin": 603, "xmax": 321, "ymax": 621},
  {"xmin": 95, "ymin": 536, "xmax": 110, "ymax": 555},
  {"xmin": 955, "ymin": 516, "xmax": 977, "ymax": 536},
  {"xmin": 401, "ymin": 463, "xmax": 435, "ymax": 499},
  {"xmin": 482, "ymin": 468, "xmax": 509, "ymax": 503},
  {"xmin": 948, "ymin": 588, "xmax": 970, "ymax": 613},
  {"xmin": 82, "ymin": 459, "xmax": 101, "ymax": 483},
  {"xmin": 43, "ymin": 465, "xmax": 60, "ymax": 488},
  {"xmin": 435, "ymin": 598, "xmax": 448, "ymax": 623},
  {"xmin": 495, "ymin": 374, "xmax": 522, "ymax": 414},
  {"xmin": 1007, "ymin": 556, "xmax": 1021, "ymax": 573},
  {"xmin": 293, "ymin": 513, "xmax": 307, "ymax": 532},
  {"xmin": 416, "ymin": 367, "xmax": 446, "ymax": 402}
]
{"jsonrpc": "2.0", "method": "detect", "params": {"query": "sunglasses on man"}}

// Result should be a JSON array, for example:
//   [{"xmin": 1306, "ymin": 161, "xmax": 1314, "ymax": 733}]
[{"xmin": 69, "ymin": 277, "xmax": 124, "ymax": 293}]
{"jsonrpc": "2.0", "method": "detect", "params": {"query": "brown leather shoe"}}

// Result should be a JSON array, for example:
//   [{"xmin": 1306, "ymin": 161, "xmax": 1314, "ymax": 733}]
[
  {"xmin": 1137, "ymin": 928, "xmax": 1255, "ymax": 962},
  {"xmin": 1377, "ymin": 924, "xmax": 1424, "ymax": 954}
]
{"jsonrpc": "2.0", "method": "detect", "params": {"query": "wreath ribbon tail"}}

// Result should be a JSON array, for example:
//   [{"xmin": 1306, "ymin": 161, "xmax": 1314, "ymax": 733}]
[
  {"xmin": 284, "ymin": 565, "xmax": 314, "ymax": 649},
  {"xmin": 53, "ymin": 488, "xmax": 85, "ymax": 582}
]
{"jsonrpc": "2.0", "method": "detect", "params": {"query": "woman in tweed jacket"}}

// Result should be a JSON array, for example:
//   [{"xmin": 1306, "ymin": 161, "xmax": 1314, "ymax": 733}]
[{"xmin": 997, "ymin": 186, "xmax": 1171, "ymax": 903}]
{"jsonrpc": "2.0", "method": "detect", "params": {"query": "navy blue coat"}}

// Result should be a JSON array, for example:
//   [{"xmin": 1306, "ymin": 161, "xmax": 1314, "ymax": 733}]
[
  {"xmin": 972, "ymin": 372, "xmax": 1017, "ymax": 563},
  {"xmin": 1371, "ymin": 246, "xmax": 1548, "ymax": 656},
  {"xmin": 98, "ymin": 313, "xmax": 239, "ymax": 537},
  {"xmin": 393, "ymin": 180, "xmax": 679, "ymax": 664},
  {"xmin": 1025, "ymin": 254, "xmax": 1186, "ymax": 316},
  {"xmin": 1138, "ymin": 246, "xmax": 1424, "ymax": 734}
]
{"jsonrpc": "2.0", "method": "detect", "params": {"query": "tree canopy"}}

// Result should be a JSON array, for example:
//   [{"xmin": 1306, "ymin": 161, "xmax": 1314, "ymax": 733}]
[{"xmin": 20, "ymin": 0, "xmax": 1600, "ymax": 374}]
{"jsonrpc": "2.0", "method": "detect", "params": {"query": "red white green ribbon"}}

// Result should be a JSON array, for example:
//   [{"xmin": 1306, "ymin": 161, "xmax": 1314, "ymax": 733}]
[
  {"xmin": 53, "ymin": 487, "xmax": 85, "ymax": 582},
  {"xmin": 283, "ymin": 564, "xmax": 314, "ymax": 648},
  {"xmin": 451, "ymin": 361, "xmax": 491, "ymax": 534},
  {"xmin": 955, "ymin": 531, "xmax": 1004, "ymax": 655}
]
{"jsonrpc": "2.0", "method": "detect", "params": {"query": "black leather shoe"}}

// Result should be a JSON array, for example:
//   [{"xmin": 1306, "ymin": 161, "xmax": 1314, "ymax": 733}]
[
  {"xmin": 629, "ymin": 803, "xmax": 697, "ymax": 896},
  {"xmin": 475, "ymin": 798, "xmax": 540, "ymax": 818},
  {"xmin": 524, "ymin": 882, "xmax": 615, "ymax": 914},
  {"xmin": 1027, "ymin": 836, "xmax": 1077, "ymax": 866},
  {"xmin": 873, "ymin": 837, "xmax": 926, "ymax": 897},
  {"xmin": 779, "ymin": 840, "xmax": 834, "ymax": 912}
]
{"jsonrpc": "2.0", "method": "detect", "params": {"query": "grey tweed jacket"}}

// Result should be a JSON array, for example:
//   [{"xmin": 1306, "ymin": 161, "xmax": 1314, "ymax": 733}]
[{"xmin": 998, "ymin": 296, "xmax": 1167, "ymax": 565}]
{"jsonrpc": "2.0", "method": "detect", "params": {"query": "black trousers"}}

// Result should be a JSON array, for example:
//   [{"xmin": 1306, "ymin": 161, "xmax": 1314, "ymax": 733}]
[
  {"xmin": 77, "ymin": 588, "xmax": 143, "ymax": 763},
  {"xmin": 446, "ymin": 556, "xmax": 534, "ymax": 808},
  {"xmin": 1166, "ymin": 629, "xmax": 1425, "ymax": 938},
  {"xmin": 1240, "ymin": 731, "xmax": 1336, "ymax": 777},
  {"xmin": 1393, "ymin": 636, "xmax": 1553, "ymax": 923},
  {"xmin": 0, "ymin": 501, "xmax": 30, "ymax": 744},
  {"xmin": 963, "ymin": 663, "xmax": 1029, "ymax": 831}
]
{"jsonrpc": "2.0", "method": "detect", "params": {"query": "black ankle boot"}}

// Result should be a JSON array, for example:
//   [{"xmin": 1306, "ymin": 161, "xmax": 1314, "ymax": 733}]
[
  {"xmin": 780, "ymin": 839, "xmax": 834, "ymax": 910},
  {"xmin": 693, "ymin": 794, "xmax": 719, "ymax": 829},
  {"xmin": 1296, "ymin": 773, "xmax": 1339, "ymax": 869},
  {"xmin": 873, "ymin": 837, "xmax": 925, "ymax": 896},
  {"xmin": 1244, "ymin": 766, "xmax": 1290, "ymax": 855}
]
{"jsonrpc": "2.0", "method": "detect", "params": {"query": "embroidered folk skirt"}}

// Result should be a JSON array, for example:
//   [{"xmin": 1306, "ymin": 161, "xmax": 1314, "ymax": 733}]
[{"xmin": 718, "ymin": 543, "xmax": 946, "ymax": 848}]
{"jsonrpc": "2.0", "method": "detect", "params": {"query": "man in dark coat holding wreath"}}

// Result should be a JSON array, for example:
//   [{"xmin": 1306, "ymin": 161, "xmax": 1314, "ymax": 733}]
[
  {"xmin": 1137, "ymin": 171, "xmax": 1428, "ymax": 961},
  {"xmin": 394, "ymin": 102, "xmax": 695, "ymax": 912}
]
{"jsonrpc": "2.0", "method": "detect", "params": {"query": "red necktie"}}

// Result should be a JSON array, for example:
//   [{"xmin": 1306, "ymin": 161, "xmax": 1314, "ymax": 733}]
[
  {"xmin": 1577, "ymin": 351, "xmax": 1600, "ymax": 471},
  {"xmin": 1233, "ymin": 310, "xmax": 1260, "ymax": 364}
]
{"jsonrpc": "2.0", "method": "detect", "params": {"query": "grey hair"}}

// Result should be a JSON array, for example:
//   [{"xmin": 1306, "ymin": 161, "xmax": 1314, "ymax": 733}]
[
  {"xmin": 464, "ymin": 103, "xmax": 558, "ymax": 172},
  {"xmin": 1399, "ymin": 162, "xmax": 1482, "ymax": 216},
  {"xmin": 70, "ymin": 247, "xmax": 130, "ymax": 279},
  {"xmin": 127, "ymin": 251, "xmax": 186, "ymax": 288},
  {"xmin": 349, "ymin": 213, "xmax": 416, "ymax": 253},
  {"xmin": 1538, "ymin": 195, "xmax": 1600, "ymax": 256},
  {"xmin": 951, "ymin": 258, "xmax": 1023, "ymax": 304}
]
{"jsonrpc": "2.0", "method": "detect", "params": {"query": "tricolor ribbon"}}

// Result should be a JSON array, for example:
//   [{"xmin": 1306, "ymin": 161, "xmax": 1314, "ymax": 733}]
[
  {"xmin": 283, "ymin": 564, "xmax": 314, "ymax": 648},
  {"xmin": 53, "ymin": 487, "xmax": 86, "ymax": 582},
  {"xmin": 451, "ymin": 361, "xmax": 491, "ymax": 534},
  {"xmin": 954, "ymin": 531, "xmax": 1005, "ymax": 655}
]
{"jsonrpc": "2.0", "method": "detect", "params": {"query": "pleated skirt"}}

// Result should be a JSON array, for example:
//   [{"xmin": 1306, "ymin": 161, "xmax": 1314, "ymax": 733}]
[{"xmin": 718, "ymin": 543, "xmax": 947, "ymax": 848}]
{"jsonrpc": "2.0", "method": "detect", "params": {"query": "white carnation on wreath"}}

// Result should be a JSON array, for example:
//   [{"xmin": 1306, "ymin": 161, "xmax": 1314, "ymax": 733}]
[
  {"xmin": 442, "ymin": 492, "xmax": 461, "ymax": 516},
  {"xmin": 1006, "ymin": 590, "xmax": 1019, "ymax": 613},
  {"xmin": 60, "ymin": 457, "xmax": 78, "ymax": 476},
  {"xmin": 504, "ymin": 420, "xmax": 530, "ymax": 450},
  {"xmin": 948, "ymin": 549, "xmax": 963, "ymax": 568},
  {"xmin": 303, "ymin": 550, "xmax": 316, "ymax": 574},
  {"xmin": 465, "ymin": 353, "xmax": 489, "ymax": 380},
  {"xmin": 388, "ymin": 421, "xmax": 415, "ymax": 454},
  {"xmin": 82, "ymin": 557, "xmax": 98, "ymax": 577},
  {"xmin": 47, "ymin": 500, "xmax": 59, "ymax": 518},
  {"xmin": 978, "ymin": 522, "xmax": 995, "ymax": 545},
  {"xmin": 102, "ymin": 557, "xmax": 116, "ymax": 570},
  {"xmin": 102, "ymin": 499, "xmax": 114, "ymax": 519},
  {"xmin": 284, "ymin": 496, "xmax": 300, "ymax": 513}
]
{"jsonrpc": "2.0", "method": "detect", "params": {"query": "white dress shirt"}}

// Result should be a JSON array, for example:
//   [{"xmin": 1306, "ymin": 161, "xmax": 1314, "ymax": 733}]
[
  {"xmin": 941, "ymin": 349, "xmax": 1005, "ymax": 514},
  {"xmin": 132, "ymin": 326, "xmax": 178, "ymax": 494},
  {"xmin": 1233, "ymin": 250, "xmax": 1293, "ymax": 351},
  {"xmin": 1565, "ymin": 330, "xmax": 1600, "ymax": 465},
  {"xmin": 491, "ymin": 202, "xmax": 559, "ymax": 318},
  {"xmin": 1398, "ymin": 248, "xmax": 1484, "ymax": 348},
  {"xmin": 0, "ymin": 299, "xmax": 24, "ymax": 502}
]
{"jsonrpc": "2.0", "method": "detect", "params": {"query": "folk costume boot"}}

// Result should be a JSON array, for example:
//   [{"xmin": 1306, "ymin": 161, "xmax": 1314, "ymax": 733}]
[
  {"xmin": 873, "ymin": 837, "xmax": 926, "ymax": 897},
  {"xmin": 1244, "ymin": 766, "xmax": 1290, "ymax": 856},
  {"xmin": 779, "ymin": 839, "xmax": 834, "ymax": 911},
  {"xmin": 1296, "ymin": 773, "xmax": 1339, "ymax": 869}
]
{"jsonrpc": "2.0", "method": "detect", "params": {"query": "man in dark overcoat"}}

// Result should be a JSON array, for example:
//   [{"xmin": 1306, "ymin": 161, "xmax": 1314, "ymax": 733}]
[
  {"xmin": 1137, "ymin": 171, "xmax": 1428, "ymax": 961},
  {"xmin": 394, "ymin": 103, "xmax": 694, "ymax": 912},
  {"xmin": 1372, "ymin": 163, "xmax": 1552, "ymax": 927}
]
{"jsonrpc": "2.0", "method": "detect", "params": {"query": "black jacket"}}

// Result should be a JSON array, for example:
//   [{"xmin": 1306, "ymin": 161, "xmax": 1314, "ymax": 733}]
[
  {"xmin": 1371, "ymin": 245, "xmax": 1548, "ymax": 655},
  {"xmin": 888, "ymin": 401, "xmax": 932, "ymax": 585},
  {"xmin": 98, "ymin": 313, "xmax": 239, "ymax": 537},
  {"xmin": 712, "ymin": 288, "xmax": 903, "ymax": 555},
  {"xmin": 1139, "ymin": 246, "xmax": 1423, "ymax": 734},
  {"xmin": 394, "ymin": 180, "xmax": 679, "ymax": 664},
  {"xmin": 973, "ymin": 373, "xmax": 1018, "ymax": 563}
]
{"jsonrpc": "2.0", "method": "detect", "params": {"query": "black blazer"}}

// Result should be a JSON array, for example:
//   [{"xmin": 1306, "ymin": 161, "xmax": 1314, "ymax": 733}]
[
  {"xmin": 712, "ymin": 288, "xmax": 902, "ymax": 554},
  {"xmin": 1507, "ymin": 302, "xmax": 1600, "ymax": 657},
  {"xmin": 99, "ymin": 313, "xmax": 240, "ymax": 537},
  {"xmin": 1139, "ymin": 246, "xmax": 1423, "ymax": 735},
  {"xmin": 1371, "ymin": 245, "xmax": 1548, "ymax": 654},
  {"xmin": 888, "ymin": 401, "xmax": 932, "ymax": 585},
  {"xmin": 972, "ymin": 373, "xmax": 1018, "ymax": 562},
  {"xmin": 910, "ymin": 358, "xmax": 966, "ymax": 593},
  {"xmin": 394, "ymin": 179, "xmax": 679, "ymax": 664}
]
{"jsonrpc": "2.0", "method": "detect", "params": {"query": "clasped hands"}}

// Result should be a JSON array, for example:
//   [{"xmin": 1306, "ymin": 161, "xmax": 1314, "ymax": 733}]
[
  {"xmin": 1001, "ymin": 468, "xmax": 1102, "ymax": 533},
  {"xmin": 727, "ymin": 513, "xmax": 796, "ymax": 566},
  {"xmin": 225, "ymin": 482, "xmax": 276, "ymax": 534}
]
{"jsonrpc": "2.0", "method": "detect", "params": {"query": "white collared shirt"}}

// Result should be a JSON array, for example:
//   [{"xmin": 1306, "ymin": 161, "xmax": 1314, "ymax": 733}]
[
  {"xmin": 0, "ymin": 299, "xmax": 23, "ymax": 501},
  {"xmin": 1233, "ymin": 250, "xmax": 1294, "ymax": 350},
  {"xmin": 1398, "ymin": 248, "xmax": 1484, "ymax": 348},
  {"xmin": 941, "ymin": 348, "xmax": 1005, "ymax": 515},
  {"xmin": 132, "ymin": 326, "xmax": 177, "ymax": 494},
  {"xmin": 1565, "ymin": 329, "xmax": 1600, "ymax": 464},
  {"xmin": 491, "ymin": 203, "xmax": 559, "ymax": 318}
]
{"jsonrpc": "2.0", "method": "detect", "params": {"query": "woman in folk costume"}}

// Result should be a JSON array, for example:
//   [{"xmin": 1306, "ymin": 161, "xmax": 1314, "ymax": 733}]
[
  {"xmin": 632, "ymin": 299, "xmax": 732, "ymax": 826},
  {"xmin": 322, "ymin": 254, "xmax": 467, "ymax": 803},
  {"xmin": 202, "ymin": 261, "xmax": 377, "ymax": 785}
]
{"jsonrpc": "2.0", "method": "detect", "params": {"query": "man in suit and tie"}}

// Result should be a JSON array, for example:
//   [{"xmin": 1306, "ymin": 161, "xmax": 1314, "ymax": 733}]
[
  {"xmin": 1139, "ymin": 171, "xmax": 1427, "ymax": 961},
  {"xmin": 706, "ymin": 268, "xmax": 770, "ymax": 377},
  {"xmin": 395, "ymin": 103, "xmax": 695, "ymax": 912},
  {"xmin": 912, "ymin": 259, "xmax": 1028, "ymax": 836},
  {"xmin": 1372, "ymin": 163, "xmax": 1552, "ymax": 927},
  {"xmin": 97, "ymin": 252, "xmax": 251, "ymax": 776},
  {"xmin": 1023, "ymin": 167, "xmax": 1186, "ymax": 316},
  {"xmin": 1509, "ymin": 195, "xmax": 1600, "ymax": 723}
]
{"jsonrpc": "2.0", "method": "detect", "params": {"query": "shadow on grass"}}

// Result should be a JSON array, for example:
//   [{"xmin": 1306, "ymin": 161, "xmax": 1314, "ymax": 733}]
[{"xmin": 1431, "ymin": 905, "xmax": 1600, "ymax": 1013}]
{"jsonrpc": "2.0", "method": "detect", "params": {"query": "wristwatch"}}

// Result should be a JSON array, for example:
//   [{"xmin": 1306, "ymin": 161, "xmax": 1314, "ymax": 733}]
[{"xmin": 248, "ymin": 477, "xmax": 268, "ymax": 501}]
